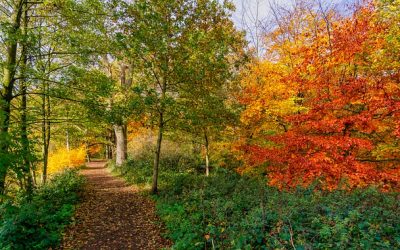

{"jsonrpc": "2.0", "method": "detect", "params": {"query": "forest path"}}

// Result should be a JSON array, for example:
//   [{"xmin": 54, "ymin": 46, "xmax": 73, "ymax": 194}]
[{"xmin": 61, "ymin": 161, "xmax": 170, "ymax": 249}]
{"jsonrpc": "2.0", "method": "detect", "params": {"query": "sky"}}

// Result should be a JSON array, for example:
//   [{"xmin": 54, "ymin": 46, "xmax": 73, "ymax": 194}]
[
  {"xmin": 231, "ymin": 0, "xmax": 356, "ymax": 26},
  {"xmin": 229, "ymin": 0, "xmax": 357, "ymax": 49}
]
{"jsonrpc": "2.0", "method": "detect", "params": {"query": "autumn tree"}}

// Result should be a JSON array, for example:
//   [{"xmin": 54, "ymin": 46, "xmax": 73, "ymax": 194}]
[{"xmin": 239, "ymin": 0, "xmax": 400, "ymax": 191}]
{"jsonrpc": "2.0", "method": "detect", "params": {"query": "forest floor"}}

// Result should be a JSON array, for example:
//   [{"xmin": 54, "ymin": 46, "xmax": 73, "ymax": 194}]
[{"xmin": 60, "ymin": 161, "xmax": 170, "ymax": 249}]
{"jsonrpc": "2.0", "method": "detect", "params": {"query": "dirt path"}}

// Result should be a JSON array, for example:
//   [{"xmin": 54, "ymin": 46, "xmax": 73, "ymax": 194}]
[{"xmin": 61, "ymin": 161, "xmax": 170, "ymax": 250}]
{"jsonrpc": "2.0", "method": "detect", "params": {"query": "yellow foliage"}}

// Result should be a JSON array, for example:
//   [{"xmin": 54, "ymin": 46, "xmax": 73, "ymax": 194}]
[
  {"xmin": 240, "ymin": 61, "xmax": 306, "ymax": 137},
  {"xmin": 48, "ymin": 147, "xmax": 86, "ymax": 174}
]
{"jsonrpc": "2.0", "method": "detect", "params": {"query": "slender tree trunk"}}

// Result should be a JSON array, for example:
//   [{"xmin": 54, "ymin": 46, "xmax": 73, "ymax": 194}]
[
  {"xmin": 66, "ymin": 129, "xmax": 70, "ymax": 151},
  {"xmin": 21, "ymin": 3, "xmax": 33, "ymax": 195},
  {"xmin": 150, "ymin": 44, "xmax": 169, "ymax": 193},
  {"xmin": 114, "ymin": 124, "xmax": 126, "ymax": 166},
  {"xmin": 204, "ymin": 131, "xmax": 210, "ymax": 176},
  {"xmin": 126, "ymin": 65, "xmax": 133, "ymax": 88},
  {"xmin": 105, "ymin": 145, "xmax": 108, "ymax": 159},
  {"xmin": 21, "ymin": 67, "xmax": 34, "ymax": 195},
  {"xmin": 151, "ymin": 112, "xmax": 163, "ymax": 194},
  {"xmin": 41, "ymin": 90, "xmax": 48, "ymax": 184},
  {"xmin": 0, "ymin": 0, "xmax": 24, "ymax": 195},
  {"xmin": 120, "ymin": 64, "xmax": 127, "ymax": 87},
  {"xmin": 66, "ymin": 109, "xmax": 70, "ymax": 151},
  {"xmin": 106, "ymin": 130, "xmax": 113, "ymax": 159},
  {"xmin": 124, "ymin": 124, "xmax": 128, "ymax": 160},
  {"xmin": 41, "ymin": 81, "xmax": 50, "ymax": 184},
  {"xmin": 105, "ymin": 129, "xmax": 113, "ymax": 159},
  {"xmin": 105, "ymin": 137, "xmax": 108, "ymax": 160},
  {"xmin": 40, "ymin": 35, "xmax": 52, "ymax": 183},
  {"xmin": 108, "ymin": 144, "xmax": 113, "ymax": 159},
  {"xmin": 32, "ymin": 169, "xmax": 37, "ymax": 186},
  {"xmin": 121, "ymin": 63, "xmax": 129, "ymax": 161},
  {"xmin": 109, "ymin": 129, "xmax": 116, "ymax": 159},
  {"xmin": 46, "ymin": 90, "xmax": 51, "ymax": 167},
  {"xmin": 151, "ymin": 71, "xmax": 167, "ymax": 194}
]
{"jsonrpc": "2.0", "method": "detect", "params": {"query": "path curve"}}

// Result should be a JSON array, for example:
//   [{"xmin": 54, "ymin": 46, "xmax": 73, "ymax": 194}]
[{"xmin": 61, "ymin": 161, "xmax": 170, "ymax": 249}]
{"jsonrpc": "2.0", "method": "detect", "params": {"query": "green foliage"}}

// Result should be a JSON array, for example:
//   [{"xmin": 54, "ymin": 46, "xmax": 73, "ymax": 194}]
[
  {"xmin": 0, "ymin": 169, "xmax": 84, "ymax": 250},
  {"xmin": 111, "ymin": 159, "xmax": 153, "ymax": 187},
  {"xmin": 118, "ymin": 159, "xmax": 400, "ymax": 249},
  {"xmin": 111, "ymin": 143, "xmax": 201, "ymax": 188}
]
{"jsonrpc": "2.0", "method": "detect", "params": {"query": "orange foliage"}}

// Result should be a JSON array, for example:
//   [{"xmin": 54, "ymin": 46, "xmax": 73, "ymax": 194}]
[
  {"xmin": 238, "ymin": 1, "xmax": 400, "ymax": 191},
  {"xmin": 127, "ymin": 120, "xmax": 148, "ymax": 140},
  {"xmin": 48, "ymin": 147, "xmax": 86, "ymax": 174},
  {"xmin": 88, "ymin": 144, "xmax": 101, "ymax": 156}
]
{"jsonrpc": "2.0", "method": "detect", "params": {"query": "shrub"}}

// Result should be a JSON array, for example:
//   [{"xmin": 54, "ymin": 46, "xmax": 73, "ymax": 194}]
[
  {"xmin": 0, "ymin": 169, "xmax": 85, "ymax": 250},
  {"xmin": 117, "ymin": 159, "xmax": 400, "ymax": 249},
  {"xmin": 48, "ymin": 147, "xmax": 86, "ymax": 174}
]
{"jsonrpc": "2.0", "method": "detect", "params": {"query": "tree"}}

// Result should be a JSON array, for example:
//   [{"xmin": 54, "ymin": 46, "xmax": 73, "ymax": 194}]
[
  {"xmin": 0, "ymin": 0, "xmax": 110, "ymax": 196},
  {"xmin": 239, "ymin": 0, "xmax": 400, "ymax": 191},
  {"xmin": 109, "ymin": 60, "xmax": 139, "ymax": 167},
  {"xmin": 0, "ymin": 0, "xmax": 26, "ymax": 195},
  {"xmin": 117, "ymin": 0, "xmax": 244, "ymax": 192}
]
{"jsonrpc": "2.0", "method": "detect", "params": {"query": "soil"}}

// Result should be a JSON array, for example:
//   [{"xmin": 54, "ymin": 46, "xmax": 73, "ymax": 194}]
[{"xmin": 60, "ymin": 161, "xmax": 171, "ymax": 250}]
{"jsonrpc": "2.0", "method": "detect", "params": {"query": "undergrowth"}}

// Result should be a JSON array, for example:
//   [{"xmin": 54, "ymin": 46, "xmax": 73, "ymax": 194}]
[
  {"xmin": 113, "ymin": 158, "xmax": 400, "ymax": 249},
  {"xmin": 0, "ymin": 169, "xmax": 85, "ymax": 250}
]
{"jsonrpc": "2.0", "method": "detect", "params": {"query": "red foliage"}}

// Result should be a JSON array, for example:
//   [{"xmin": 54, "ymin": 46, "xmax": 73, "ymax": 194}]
[{"xmin": 239, "ymin": 2, "xmax": 400, "ymax": 191}]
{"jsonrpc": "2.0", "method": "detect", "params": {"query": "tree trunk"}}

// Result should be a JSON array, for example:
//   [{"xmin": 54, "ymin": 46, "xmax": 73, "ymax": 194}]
[
  {"xmin": 151, "ymin": 113, "xmax": 163, "ymax": 194},
  {"xmin": 124, "ymin": 124, "xmax": 128, "ymax": 160},
  {"xmin": 0, "ymin": 0, "xmax": 24, "ymax": 195},
  {"xmin": 204, "ymin": 131, "xmax": 210, "ymax": 176},
  {"xmin": 46, "ymin": 90, "xmax": 51, "ymax": 174},
  {"xmin": 105, "ymin": 142, "xmax": 109, "ymax": 160},
  {"xmin": 66, "ymin": 129, "xmax": 70, "ymax": 151},
  {"xmin": 32, "ymin": 169, "xmax": 37, "ymax": 187},
  {"xmin": 41, "ymin": 90, "xmax": 48, "ymax": 184},
  {"xmin": 120, "ymin": 64, "xmax": 127, "ymax": 86},
  {"xmin": 21, "ymin": 4, "xmax": 33, "ymax": 195},
  {"xmin": 41, "ymin": 80, "xmax": 51, "ymax": 184},
  {"xmin": 108, "ymin": 144, "xmax": 113, "ymax": 159},
  {"xmin": 21, "ymin": 81, "xmax": 33, "ymax": 194},
  {"xmin": 151, "ymin": 64, "xmax": 168, "ymax": 194},
  {"xmin": 105, "ymin": 129, "xmax": 113, "ymax": 159},
  {"xmin": 114, "ymin": 124, "xmax": 126, "ymax": 166},
  {"xmin": 66, "ymin": 109, "xmax": 70, "ymax": 151}
]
